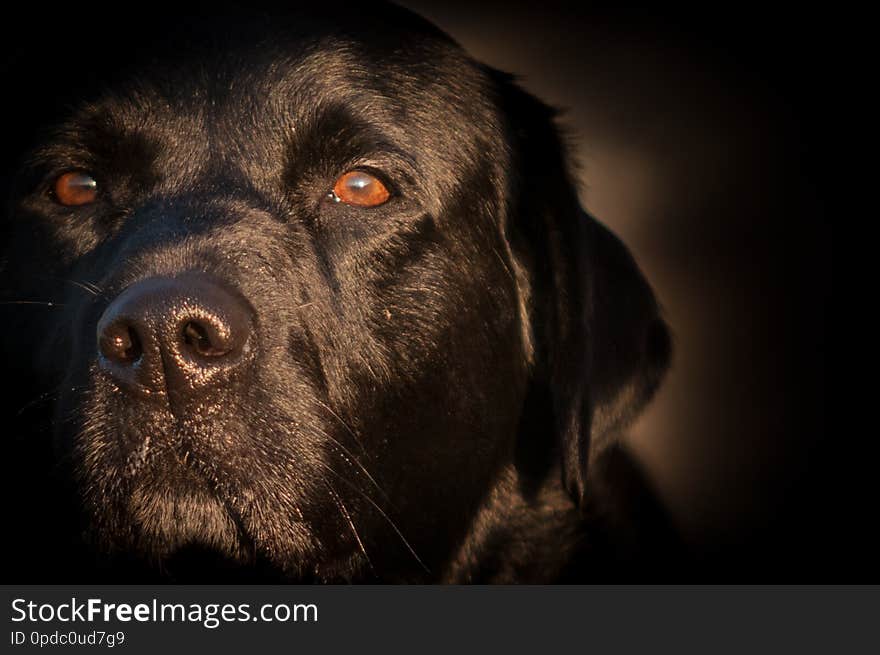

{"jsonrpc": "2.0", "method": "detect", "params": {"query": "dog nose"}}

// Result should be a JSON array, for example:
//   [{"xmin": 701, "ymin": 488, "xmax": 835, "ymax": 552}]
[{"xmin": 96, "ymin": 274, "xmax": 254, "ymax": 401}]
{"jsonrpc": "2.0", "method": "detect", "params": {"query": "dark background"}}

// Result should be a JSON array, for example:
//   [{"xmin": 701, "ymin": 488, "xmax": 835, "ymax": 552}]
[{"xmin": 1, "ymin": 2, "xmax": 839, "ymax": 579}]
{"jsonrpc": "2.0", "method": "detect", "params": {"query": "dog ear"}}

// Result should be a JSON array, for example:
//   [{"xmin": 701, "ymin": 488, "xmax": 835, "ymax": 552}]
[{"xmin": 493, "ymin": 72, "xmax": 672, "ymax": 508}]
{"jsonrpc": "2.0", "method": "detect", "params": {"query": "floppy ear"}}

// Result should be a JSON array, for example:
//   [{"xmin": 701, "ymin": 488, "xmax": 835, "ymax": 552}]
[{"xmin": 494, "ymin": 72, "xmax": 672, "ymax": 508}]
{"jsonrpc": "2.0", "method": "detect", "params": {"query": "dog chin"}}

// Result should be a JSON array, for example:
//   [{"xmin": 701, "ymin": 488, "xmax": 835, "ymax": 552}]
[{"xmin": 121, "ymin": 481, "xmax": 245, "ymax": 562}]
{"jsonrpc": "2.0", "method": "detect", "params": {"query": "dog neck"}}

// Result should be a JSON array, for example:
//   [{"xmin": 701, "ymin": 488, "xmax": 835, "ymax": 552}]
[{"xmin": 439, "ymin": 465, "xmax": 586, "ymax": 583}]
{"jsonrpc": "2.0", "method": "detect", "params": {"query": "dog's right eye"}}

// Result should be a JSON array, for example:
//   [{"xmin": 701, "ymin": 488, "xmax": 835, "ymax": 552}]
[{"xmin": 52, "ymin": 171, "xmax": 98, "ymax": 206}]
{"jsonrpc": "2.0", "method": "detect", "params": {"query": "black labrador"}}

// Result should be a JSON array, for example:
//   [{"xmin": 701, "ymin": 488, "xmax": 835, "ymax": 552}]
[{"xmin": 0, "ymin": 3, "xmax": 675, "ymax": 582}]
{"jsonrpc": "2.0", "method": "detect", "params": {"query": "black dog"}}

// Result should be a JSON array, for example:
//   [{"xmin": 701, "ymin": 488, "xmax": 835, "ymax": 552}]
[{"xmin": 1, "ymin": 3, "xmax": 673, "ymax": 582}]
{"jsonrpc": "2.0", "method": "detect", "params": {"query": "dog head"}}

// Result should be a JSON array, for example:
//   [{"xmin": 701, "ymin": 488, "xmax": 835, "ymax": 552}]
[{"xmin": 1, "ymin": 3, "xmax": 670, "ymax": 581}]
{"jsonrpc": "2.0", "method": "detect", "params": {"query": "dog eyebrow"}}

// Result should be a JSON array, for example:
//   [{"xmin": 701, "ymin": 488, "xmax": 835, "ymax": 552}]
[
  {"xmin": 23, "ymin": 116, "xmax": 159, "ymax": 177},
  {"xmin": 284, "ymin": 102, "xmax": 420, "ymax": 184}
]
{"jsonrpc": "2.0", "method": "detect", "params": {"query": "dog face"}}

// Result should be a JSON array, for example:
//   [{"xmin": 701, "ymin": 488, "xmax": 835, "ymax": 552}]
[{"xmin": 1, "ymin": 5, "xmax": 670, "ymax": 582}]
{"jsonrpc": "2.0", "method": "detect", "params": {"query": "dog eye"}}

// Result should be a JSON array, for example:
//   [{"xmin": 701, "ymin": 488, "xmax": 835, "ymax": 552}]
[
  {"xmin": 330, "ymin": 171, "xmax": 390, "ymax": 207},
  {"xmin": 53, "ymin": 171, "xmax": 98, "ymax": 206}
]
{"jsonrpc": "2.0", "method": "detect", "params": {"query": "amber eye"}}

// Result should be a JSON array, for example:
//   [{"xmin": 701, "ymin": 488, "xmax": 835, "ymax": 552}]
[
  {"xmin": 53, "ymin": 171, "xmax": 97, "ymax": 206},
  {"xmin": 331, "ymin": 170, "xmax": 390, "ymax": 207}
]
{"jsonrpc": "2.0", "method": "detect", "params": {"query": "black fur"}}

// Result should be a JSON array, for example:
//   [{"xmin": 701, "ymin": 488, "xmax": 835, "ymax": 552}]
[{"xmin": 1, "ymin": 3, "xmax": 674, "ymax": 582}]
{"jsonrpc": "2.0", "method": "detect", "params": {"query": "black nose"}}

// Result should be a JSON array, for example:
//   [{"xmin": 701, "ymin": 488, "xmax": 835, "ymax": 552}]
[{"xmin": 96, "ymin": 274, "xmax": 254, "ymax": 402}]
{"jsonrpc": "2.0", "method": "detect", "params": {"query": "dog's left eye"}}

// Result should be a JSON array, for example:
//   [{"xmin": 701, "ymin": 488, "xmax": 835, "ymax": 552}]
[
  {"xmin": 52, "ymin": 171, "xmax": 98, "ymax": 206},
  {"xmin": 330, "ymin": 171, "xmax": 391, "ymax": 207}
]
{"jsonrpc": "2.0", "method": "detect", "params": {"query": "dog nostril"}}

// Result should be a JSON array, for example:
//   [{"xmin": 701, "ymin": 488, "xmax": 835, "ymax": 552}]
[
  {"xmin": 182, "ymin": 320, "xmax": 230, "ymax": 357},
  {"xmin": 121, "ymin": 327, "xmax": 143, "ymax": 362},
  {"xmin": 99, "ymin": 323, "xmax": 143, "ymax": 364}
]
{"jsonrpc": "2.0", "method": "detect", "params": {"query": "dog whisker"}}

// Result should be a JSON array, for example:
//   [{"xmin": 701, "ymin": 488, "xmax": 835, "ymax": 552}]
[
  {"xmin": 0, "ymin": 300, "xmax": 65, "ymax": 307},
  {"xmin": 63, "ymin": 278, "xmax": 104, "ymax": 297},
  {"xmin": 321, "ymin": 435, "xmax": 391, "ymax": 505},
  {"xmin": 312, "ymin": 398, "xmax": 365, "ymax": 449},
  {"xmin": 322, "ymin": 479, "xmax": 375, "ymax": 576},
  {"xmin": 15, "ymin": 383, "xmax": 71, "ymax": 416},
  {"xmin": 317, "ymin": 461, "xmax": 429, "ymax": 575}
]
